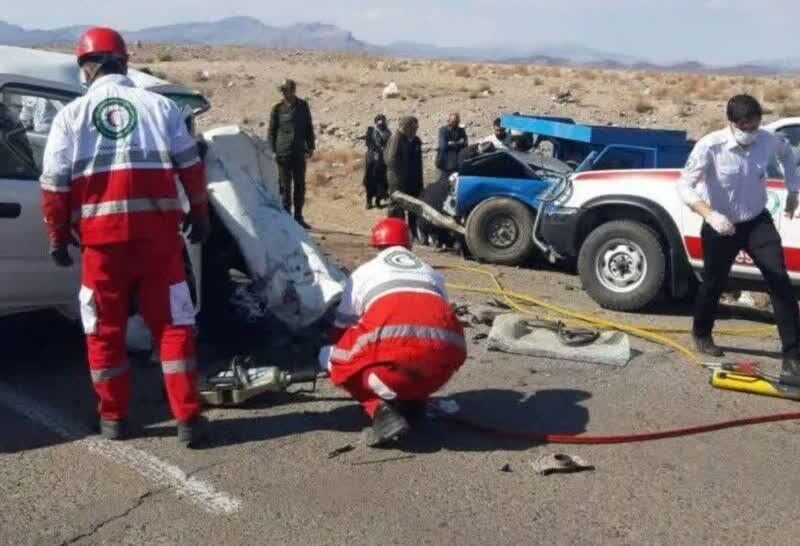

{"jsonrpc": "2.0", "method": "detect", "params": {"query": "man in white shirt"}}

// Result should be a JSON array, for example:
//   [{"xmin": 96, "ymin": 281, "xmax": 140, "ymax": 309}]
[
  {"xmin": 678, "ymin": 94, "xmax": 800, "ymax": 385},
  {"xmin": 480, "ymin": 117, "xmax": 513, "ymax": 150}
]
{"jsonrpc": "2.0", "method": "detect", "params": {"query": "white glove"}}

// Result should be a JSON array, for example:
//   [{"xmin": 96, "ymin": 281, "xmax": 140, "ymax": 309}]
[{"xmin": 707, "ymin": 211, "xmax": 736, "ymax": 236}]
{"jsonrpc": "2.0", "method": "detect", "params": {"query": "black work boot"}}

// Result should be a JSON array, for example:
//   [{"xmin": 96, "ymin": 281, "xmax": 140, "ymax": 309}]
[
  {"xmin": 365, "ymin": 403, "xmax": 410, "ymax": 447},
  {"xmin": 294, "ymin": 215, "xmax": 312, "ymax": 230},
  {"xmin": 366, "ymin": 196, "xmax": 374, "ymax": 210},
  {"xmin": 780, "ymin": 357, "xmax": 800, "ymax": 387},
  {"xmin": 100, "ymin": 418, "xmax": 128, "ymax": 441},
  {"xmin": 393, "ymin": 400, "xmax": 428, "ymax": 425},
  {"xmin": 177, "ymin": 415, "xmax": 209, "ymax": 448},
  {"xmin": 693, "ymin": 335, "xmax": 724, "ymax": 358}
]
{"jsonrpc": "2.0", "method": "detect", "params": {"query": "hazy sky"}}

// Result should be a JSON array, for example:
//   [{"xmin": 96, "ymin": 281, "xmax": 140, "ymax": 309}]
[{"xmin": 3, "ymin": 0, "xmax": 796, "ymax": 64}]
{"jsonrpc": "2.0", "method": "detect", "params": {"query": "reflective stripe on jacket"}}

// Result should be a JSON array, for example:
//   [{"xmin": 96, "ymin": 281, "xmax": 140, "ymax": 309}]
[
  {"xmin": 40, "ymin": 74, "xmax": 207, "ymax": 245},
  {"xmin": 328, "ymin": 247, "xmax": 466, "ymax": 385}
]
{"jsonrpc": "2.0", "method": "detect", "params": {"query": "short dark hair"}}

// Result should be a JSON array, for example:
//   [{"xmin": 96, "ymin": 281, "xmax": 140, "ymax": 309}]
[
  {"xmin": 493, "ymin": 117, "xmax": 502, "ymax": 127},
  {"xmin": 727, "ymin": 94, "xmax": 762, "ymax": 124},
  {"xmin": 81, "ymin": 54, "xmax": 127, "ymax": 76}
]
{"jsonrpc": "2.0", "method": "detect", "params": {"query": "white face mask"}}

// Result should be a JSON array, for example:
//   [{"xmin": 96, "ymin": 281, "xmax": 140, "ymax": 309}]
[{"xmin": 731, "ymin": 125, "xmax": 757, "ymax": 146}]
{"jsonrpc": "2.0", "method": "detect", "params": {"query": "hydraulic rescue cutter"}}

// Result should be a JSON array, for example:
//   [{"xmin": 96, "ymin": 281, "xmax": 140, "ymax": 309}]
[
  {"xmin": 706, "ymin": 362, "xmax": 800, "ymax": 402},
  {"xmin": 199, "ymin": 356, "xmax": 319, "ymax": 406}
]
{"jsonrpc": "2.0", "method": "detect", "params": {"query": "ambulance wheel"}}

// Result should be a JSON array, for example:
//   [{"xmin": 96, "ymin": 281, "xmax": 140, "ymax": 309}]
[
  {"xmin": 578, "ymin": 220, "xmax": 666, "ymax": 311},
  {"xmin": 465, "ymin": 198, "xmax": 536, "ymax": 266}
]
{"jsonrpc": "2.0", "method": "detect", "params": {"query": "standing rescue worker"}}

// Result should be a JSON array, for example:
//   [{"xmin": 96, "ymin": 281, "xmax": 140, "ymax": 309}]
[
  {"xmin": 678, "ymin": 94, "xmax": 800, "ymax": 386},
  {"xmin": 268, "ymin": 79, "xmax": 315, "ymax": 229},
  {"xmin": 319, "ymin": 218, "xmax": 466, "ymax": 446},
  {"xmin": 39, "ymin": 28, "xmax": 210, "ymax": 445}
]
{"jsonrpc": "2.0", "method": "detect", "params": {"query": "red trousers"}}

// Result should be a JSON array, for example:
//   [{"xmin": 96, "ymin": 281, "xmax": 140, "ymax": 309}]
[
  {"xmin": 340, "ymin": 357, "xmax": 461, "ymax": 418},
  {"xmin": 79, "ymin": 236, "xmax": 201, "ymax": 422}
]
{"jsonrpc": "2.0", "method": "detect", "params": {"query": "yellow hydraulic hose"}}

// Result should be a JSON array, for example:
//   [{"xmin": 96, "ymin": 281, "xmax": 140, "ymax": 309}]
[{"xmin": 442, "ymin": 265, "xmax": 778, "ymax": 366}]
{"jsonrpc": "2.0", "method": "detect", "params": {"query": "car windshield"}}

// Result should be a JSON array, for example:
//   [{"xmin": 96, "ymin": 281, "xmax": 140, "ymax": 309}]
[{"xmin": 768, "ymin": 125, "xmax": 800, "ymax": 178}]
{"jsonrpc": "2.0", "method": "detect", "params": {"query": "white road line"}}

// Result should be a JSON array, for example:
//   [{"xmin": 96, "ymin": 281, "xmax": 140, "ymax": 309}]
[{"xmin": 0, "ymin": 383, "xmax": 241, "ymax": 515}]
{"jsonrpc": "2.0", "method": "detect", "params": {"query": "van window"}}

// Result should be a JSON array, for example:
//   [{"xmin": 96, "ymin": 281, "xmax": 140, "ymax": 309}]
[
  {"xmin": 0, "ymin": 86, "xmax": 74, "ymax": 179},
  {"xmin": 768, "ymin": 125, "xmax": 800, "ymax": 179}
]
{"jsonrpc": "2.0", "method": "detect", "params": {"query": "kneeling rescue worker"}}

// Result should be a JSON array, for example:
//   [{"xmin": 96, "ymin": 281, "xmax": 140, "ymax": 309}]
[
  {"xmin": 320, "ymin": 218, "xmax": 467, "ymax": 446},
  {"xmin": 39, "ymin": 27, "xmax": 211, "ymax": 445}
]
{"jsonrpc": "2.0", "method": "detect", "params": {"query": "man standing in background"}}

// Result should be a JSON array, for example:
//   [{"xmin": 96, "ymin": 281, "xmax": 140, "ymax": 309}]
[
  {"xmin": 268, "ymin": 78, "xmax": 315, "ymax": 229},
  {"xmin": 385, "ymin": 116, "xmax": 423, "ymax": 235},
  {"xmin": 436, "ymin": 112, "xmax": 468, "ymax": 177}
]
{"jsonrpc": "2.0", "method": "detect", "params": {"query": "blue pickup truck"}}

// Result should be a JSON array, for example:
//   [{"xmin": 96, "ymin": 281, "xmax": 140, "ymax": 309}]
[{"xmin": 427, "ymin": 114, "xmax": 696, "ymax": 266}]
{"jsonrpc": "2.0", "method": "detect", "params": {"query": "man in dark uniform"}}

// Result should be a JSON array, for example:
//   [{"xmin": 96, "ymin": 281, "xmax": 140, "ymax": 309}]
[{"xmin": 268, "ymin": 79, "xmax": 315, "ymax": 229}]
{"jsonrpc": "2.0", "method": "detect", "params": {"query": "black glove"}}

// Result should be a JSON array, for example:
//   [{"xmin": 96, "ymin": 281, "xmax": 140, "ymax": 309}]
[
  {"xmin": 49, "ymin": 240, "xmax": 74, "ymax": 267},
  {"xmin": 184, "ymin": 212, "xmax": 211, "ymax": 245}
]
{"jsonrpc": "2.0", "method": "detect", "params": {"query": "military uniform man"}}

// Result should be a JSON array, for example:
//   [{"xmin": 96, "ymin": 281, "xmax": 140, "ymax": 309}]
[{"xmin": 268, "ymin": 79, "xmax": 315, "ymax": 229}]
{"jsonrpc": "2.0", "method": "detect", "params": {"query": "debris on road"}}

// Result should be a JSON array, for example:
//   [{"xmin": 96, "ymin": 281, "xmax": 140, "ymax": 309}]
[
  {"xmin": 531, "ymin": 454, "xmax": 595, "ymax": 476},
  {"xmin": 500, "ymin": 464, "xmax": 513, "ymax": 473},
  {"xmin": 350, "ymin": 455, "xmax": 416, "ymax": 466},
  {"xmin": 428, "ymin": 398, "xmax": 461, "ymax": 417},
  {"xmin": 327, "ymin": 444, "xmax": 356, "ymax": 459},
  {"xmin": 488, "ymin": 314, "xmax": 631, "ymax": 367},
  {"xmin": 470, "ymin": 305, "xmax": 502, "ymax": 326}
]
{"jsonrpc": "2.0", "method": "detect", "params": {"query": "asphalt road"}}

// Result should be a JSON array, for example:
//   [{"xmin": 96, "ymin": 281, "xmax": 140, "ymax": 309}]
[{"xmin": 2, "ymin": 230, "xmax": 800, "ymax": 545}]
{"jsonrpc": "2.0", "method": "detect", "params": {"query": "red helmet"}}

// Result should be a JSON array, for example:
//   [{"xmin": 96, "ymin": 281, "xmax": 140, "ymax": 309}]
[
  {"xmin": 76, "ymin": 27, "xmax": 128, "ymax": 64},
  {"xmin": 370, "ymin": 218, "xmax": 412, "ymax": 249}
]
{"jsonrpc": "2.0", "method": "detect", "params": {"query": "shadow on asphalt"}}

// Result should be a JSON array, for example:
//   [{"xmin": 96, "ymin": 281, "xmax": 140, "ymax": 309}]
[
  {"xmin": 149, "ymin": 387, "xmax": 592, "ymax": 453},
  {"xmin": 401, "ymin": 388, "xmax": 590, "ymax": 453},
  {"xmin": 1, "ymin": 308, "xmax": 589, "ymax": 455}
]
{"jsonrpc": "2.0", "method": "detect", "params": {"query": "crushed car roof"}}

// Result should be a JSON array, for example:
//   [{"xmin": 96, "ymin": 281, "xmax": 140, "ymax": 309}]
[{"xmin": 0, "ymin": 46, "xmax": 167, "ymax": 90}]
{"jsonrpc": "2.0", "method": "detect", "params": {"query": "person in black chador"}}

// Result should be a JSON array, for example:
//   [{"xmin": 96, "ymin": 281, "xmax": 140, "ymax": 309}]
[{"xmin": 363, "ymin": 114, "xmax": 391, "ymax": 209}]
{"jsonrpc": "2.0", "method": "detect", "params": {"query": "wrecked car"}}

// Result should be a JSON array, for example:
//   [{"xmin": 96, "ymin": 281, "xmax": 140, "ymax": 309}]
[
  {"xmin": 0, "ymin": 46, "xmax": 345, "ymax": 350},
  {"xmin": 395, "ymin": 113, "xmax": 696, "ymax": 267}
]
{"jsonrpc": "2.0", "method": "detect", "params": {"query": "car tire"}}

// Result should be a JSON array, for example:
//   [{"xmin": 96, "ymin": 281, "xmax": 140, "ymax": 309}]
[
  {"xmin": 465, "ymin": 197, "xmax": 537, "ymax": 266},
  {"xmin": 577, "ymin": 220, "xmax": 666, "ymax": 311}
]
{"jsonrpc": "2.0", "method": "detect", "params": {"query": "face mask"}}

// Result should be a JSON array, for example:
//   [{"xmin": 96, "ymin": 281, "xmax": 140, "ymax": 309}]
[{"xmin": 731, "ymin": 125, "xmax": 757, "ymax": 146}]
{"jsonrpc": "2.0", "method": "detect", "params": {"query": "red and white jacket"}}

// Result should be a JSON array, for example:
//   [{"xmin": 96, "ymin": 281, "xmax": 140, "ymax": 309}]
[
  {"xmin": 40, "ymin": 74, "xmax": 207, "ymax": 246},
  {"xmin": 323, "ymin": 247, "xmax": 466, "ymax": 385}
]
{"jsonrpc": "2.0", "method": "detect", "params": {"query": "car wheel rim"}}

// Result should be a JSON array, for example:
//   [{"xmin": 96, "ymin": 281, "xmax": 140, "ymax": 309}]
[
  {"xmin": 485, "ymin": 214, "xmax": 519, "ymax": 249},
  {"xmin": 595, "ymin": 238, "xmax": 647, "ymax": 294}
]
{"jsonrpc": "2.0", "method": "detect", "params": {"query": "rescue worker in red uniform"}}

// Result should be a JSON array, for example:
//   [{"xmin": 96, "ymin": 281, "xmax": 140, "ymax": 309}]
[
  {"xmin": 39, "ymin": 28, "xmax": 210, "ymax": 445},
  {"xmin": 319, "ymin": 218, "xmax": 467, "ymax": 446}
]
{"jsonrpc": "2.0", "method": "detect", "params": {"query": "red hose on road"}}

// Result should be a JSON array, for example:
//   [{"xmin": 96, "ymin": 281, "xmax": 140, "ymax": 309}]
[{"xmin": 443, "ymin": 411, "xmax": 800, "ymax": 445}]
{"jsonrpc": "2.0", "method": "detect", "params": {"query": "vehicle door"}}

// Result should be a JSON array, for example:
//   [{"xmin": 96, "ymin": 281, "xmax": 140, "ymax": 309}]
[
  {"xmin": 680, "ymin": 160, "xmax": 786, "ymax": 281},
  {"xmin": 0, "ymin": 80, "xmax": 80, "ymax": 312},
  {"xmin": 763, "ymin": 123, "xmax": 800, "ymax": 280}
]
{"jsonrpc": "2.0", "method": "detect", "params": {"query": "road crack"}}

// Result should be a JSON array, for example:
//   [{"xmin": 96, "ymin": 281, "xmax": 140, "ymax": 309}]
[{"xmin": 60, "ymin": 488, "xmax": 167, "ymax": 545}]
